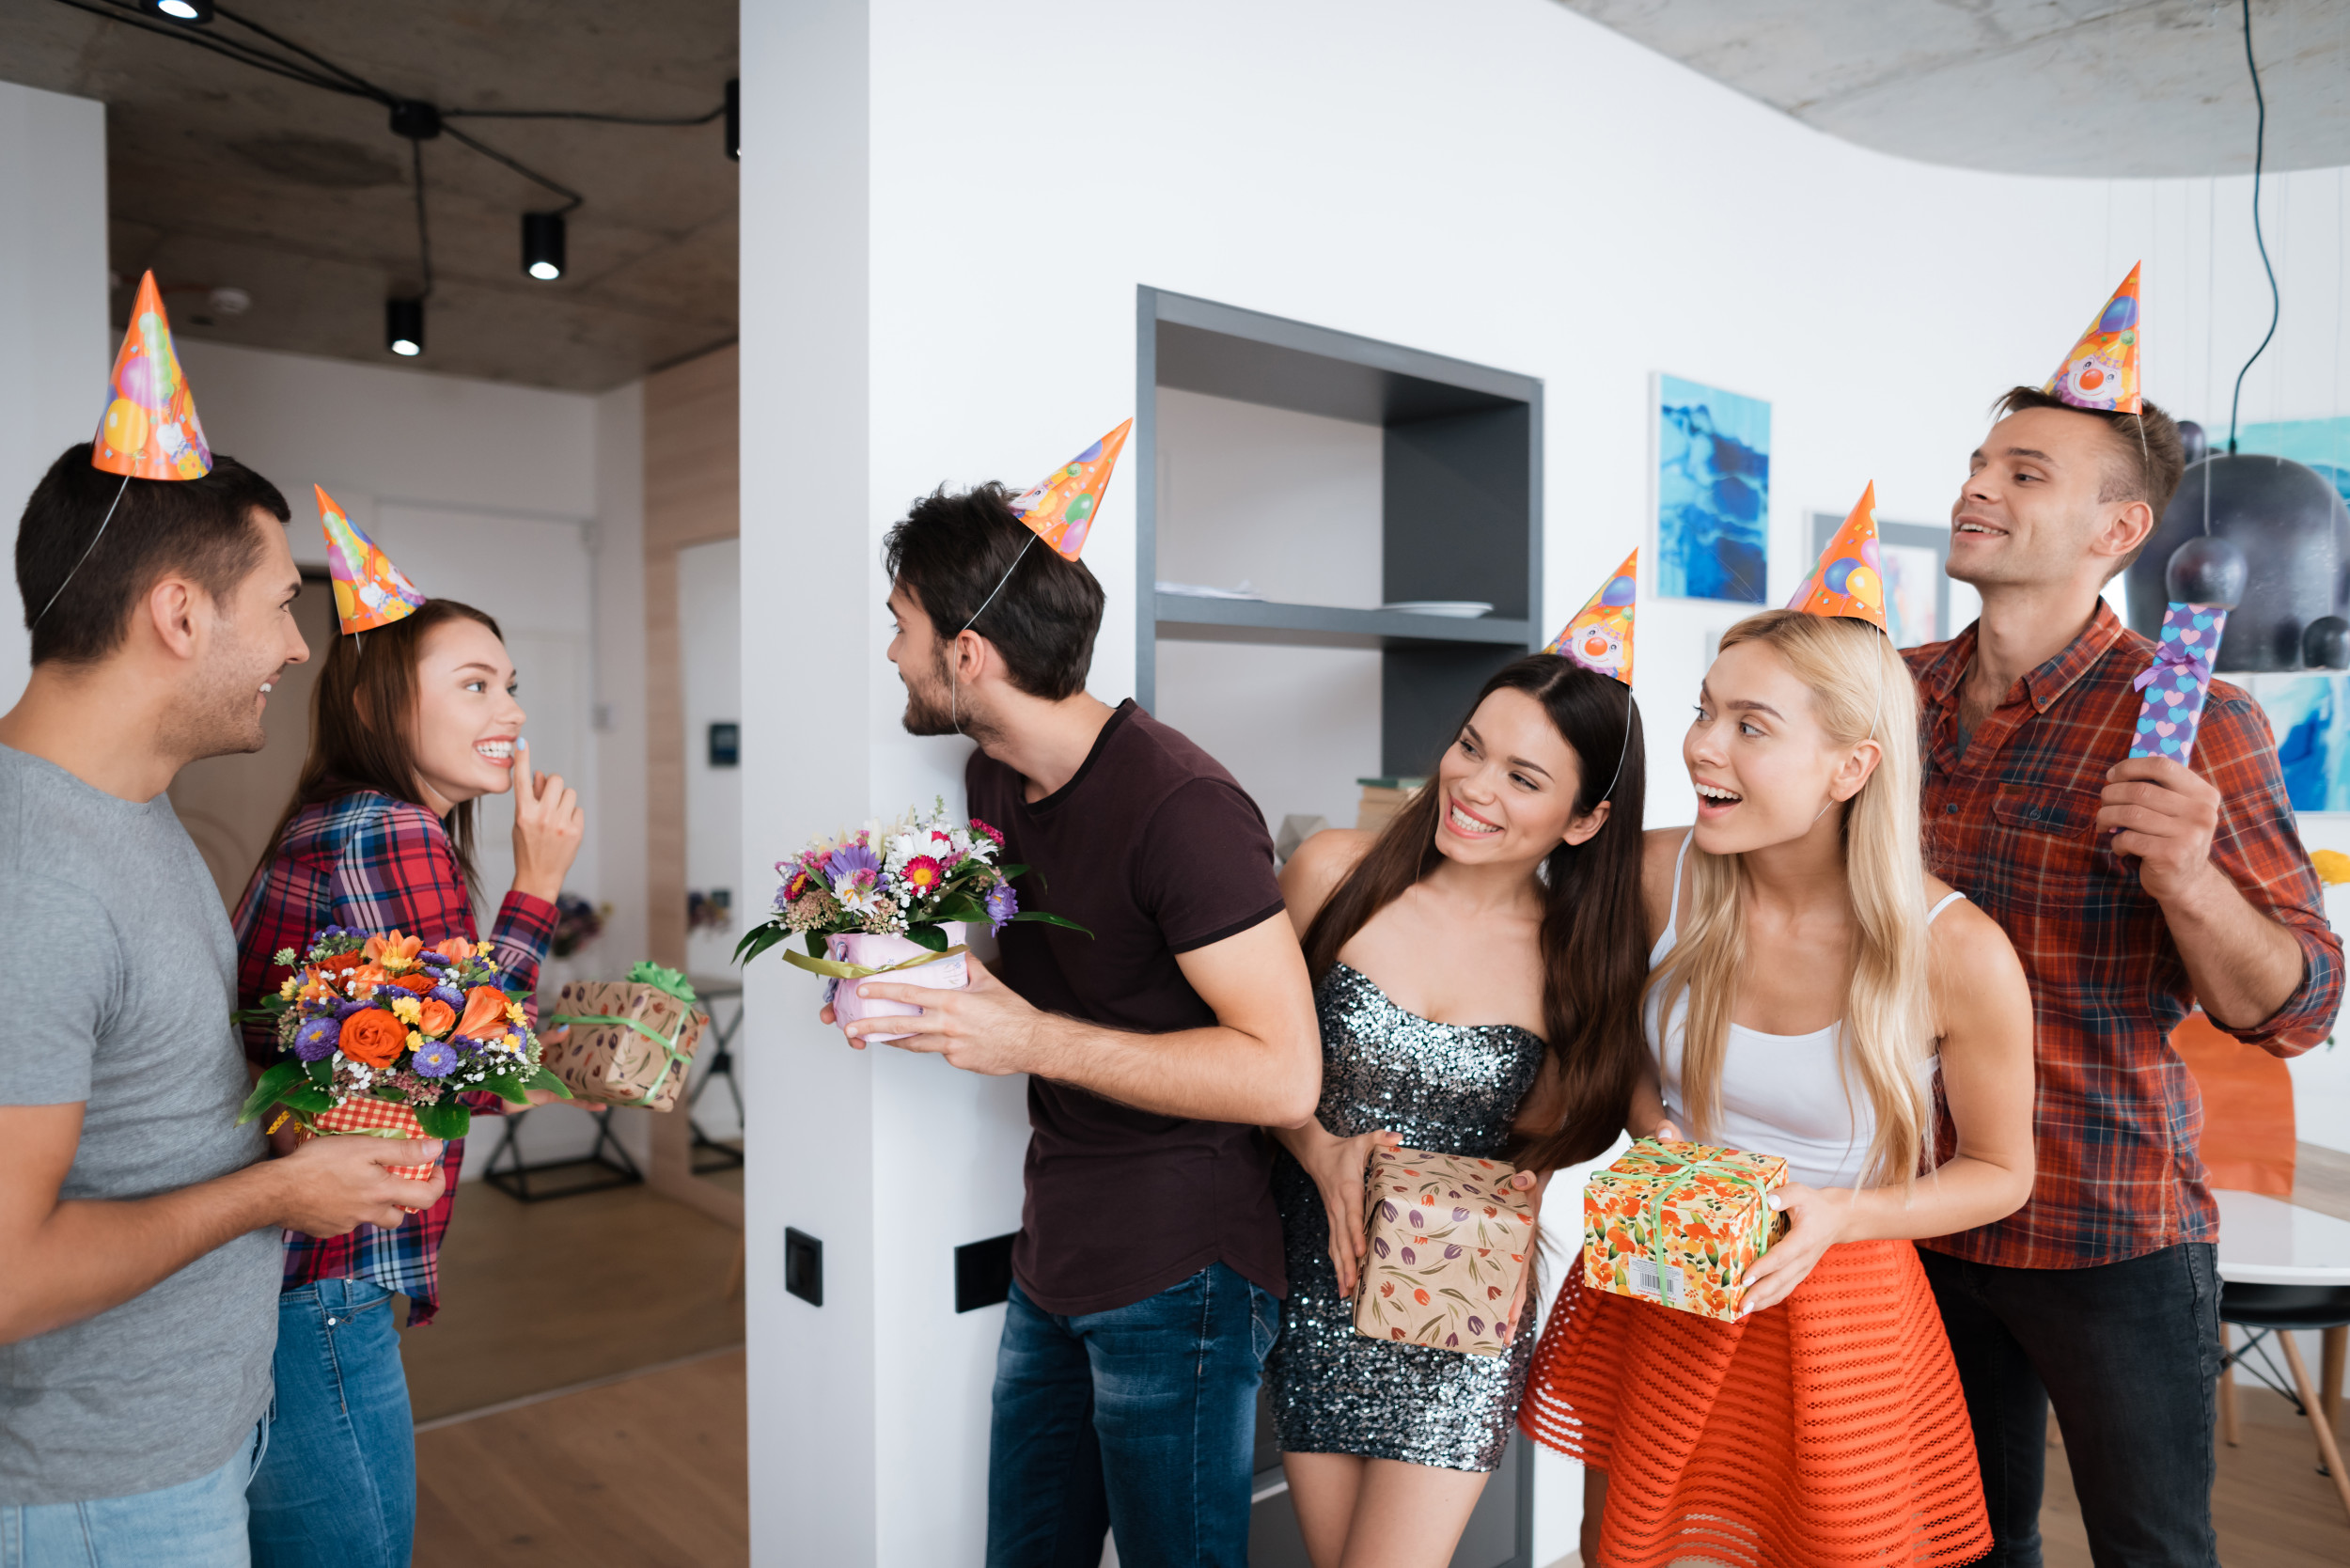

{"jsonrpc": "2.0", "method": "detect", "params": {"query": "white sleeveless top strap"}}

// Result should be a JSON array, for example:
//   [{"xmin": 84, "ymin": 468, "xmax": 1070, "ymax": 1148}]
[{"xmin": 1649, "ymin": 832, "xmax": 1965, "ymax": 1189}]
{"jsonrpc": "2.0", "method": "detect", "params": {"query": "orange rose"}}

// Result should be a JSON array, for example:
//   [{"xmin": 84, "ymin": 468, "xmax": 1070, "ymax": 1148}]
[
  {"xmin": 317, "ymin": 950, "xmax": 367, "ymax": 978},
  {"xmin": 416, "ymin": 997, "xmax": 457, "ymax": 1038},
  {"xmin": 338, "ymin": 1009, "xmax": 410, "ymax": 1069},
  {"xmin": 432, "ymin": 938, "xmax": 478, "ymax": 962},
  {"xmin": 364, "ymin": 932, "xmax": 423, "ymax": 965},
  {"xmin": 456, "ymin": 985, "xmax": 511, "ymax": 1039},
  {"xmin": 392, "ymin": 972, "xmax": 437, "ymax": 994}
]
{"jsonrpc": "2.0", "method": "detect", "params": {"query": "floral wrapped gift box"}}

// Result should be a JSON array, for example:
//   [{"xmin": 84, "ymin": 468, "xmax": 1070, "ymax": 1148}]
[
  {"xmin": 237, "ymin": 929, "xmax": 569, "ymax": 1176},
  {"xmin": 1351, "ymin": 1147, "xmax": 1535, "ymax": 1356},
  {"xmin": 542, "ymin": 962, "xmax": 709, "ymax": 1111},
  {"xmin": 1583, "ymin": 1137, "xmax": 1789, "ymax": 1321}
]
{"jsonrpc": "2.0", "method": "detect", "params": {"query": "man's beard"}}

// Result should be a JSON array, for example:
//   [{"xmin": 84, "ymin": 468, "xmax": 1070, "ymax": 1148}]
[
  {"xmin": 900, "ymin": 648, "xmax": 960, "ymax": 737},
  {"xmin": 162, "ymin": 651, "xmax": 272, "ymax": 761}
]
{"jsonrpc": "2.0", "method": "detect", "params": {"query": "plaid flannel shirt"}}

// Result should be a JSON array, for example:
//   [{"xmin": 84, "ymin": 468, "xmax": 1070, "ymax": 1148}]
[
  {"xmin": 1906, "ymin": 603, "xmax": 2342, "ymax": 1270},
  {"xmin": 231, "ymin": 791, "xmax": 555, "ymax": 1323}
]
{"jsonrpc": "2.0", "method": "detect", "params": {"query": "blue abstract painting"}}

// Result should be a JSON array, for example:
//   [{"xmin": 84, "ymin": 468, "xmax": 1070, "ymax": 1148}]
[
  {"xmin": 2253, "ymin": 673, "xmax": 2350, "ymax": 813},
  {"xmin": 1656, "ymin": 374, "xmax": 1770, "ymax": 604}
]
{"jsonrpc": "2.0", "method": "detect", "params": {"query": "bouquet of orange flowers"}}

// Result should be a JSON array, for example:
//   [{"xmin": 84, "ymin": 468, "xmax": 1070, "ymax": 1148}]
[{"xmin": 236, "ymin": 927, "xmax": 568, "ymax": 1151}]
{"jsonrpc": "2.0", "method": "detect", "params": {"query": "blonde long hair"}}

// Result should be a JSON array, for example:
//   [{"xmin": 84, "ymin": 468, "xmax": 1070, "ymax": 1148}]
[{"xmin": 1650, "ymin": 609, "xmax": 1934, "ymax": 1188}]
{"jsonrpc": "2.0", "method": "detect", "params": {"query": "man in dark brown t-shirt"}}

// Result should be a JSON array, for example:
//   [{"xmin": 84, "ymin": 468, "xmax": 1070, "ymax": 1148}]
[{"xmin": 839, "ymin": 484, "xmax": 1320, "ymax": 1568}]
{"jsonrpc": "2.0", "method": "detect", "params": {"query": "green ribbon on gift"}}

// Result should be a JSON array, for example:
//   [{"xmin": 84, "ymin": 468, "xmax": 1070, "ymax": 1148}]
[
  {"xmin": 777, "ymin": 944, "xmax": 969, "ymax": 982},
  {"xmin": 548, "ymin": 974, "xmax": 705, "ymax": 1109},
  {"xmin": 1626, "ymin": 1138, "xmax": 1782, "ymax": 1304}
]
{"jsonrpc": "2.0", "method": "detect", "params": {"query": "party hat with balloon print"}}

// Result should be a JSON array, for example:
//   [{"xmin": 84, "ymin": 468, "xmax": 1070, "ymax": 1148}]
[
  {"xmin": 91, "ymin": 272, "xmax": 212, "ymax": 481},
  {"xmin": 1542, "ymin": 548, "xmax": 1638, "ymax": 685},
  {"xmin": 1787, "ymin": 483, "xmax": 1888, "ymax": 632},
  {"xmin": 319, "ymin": 486, "xmax": 427, "ymax": 635},
  {"xmin": 1008, "ymin": 418, "xmax": 1132, "ymax": 561},
  {"xmin": 2043, "ymin": 262, "xmax": 2141, "ymax": 415}
]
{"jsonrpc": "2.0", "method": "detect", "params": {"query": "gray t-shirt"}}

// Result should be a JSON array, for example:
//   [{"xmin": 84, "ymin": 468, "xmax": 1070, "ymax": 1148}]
[{"xmin": 0, "ymin": 743, "xmax": 277, "ymax": 1504}]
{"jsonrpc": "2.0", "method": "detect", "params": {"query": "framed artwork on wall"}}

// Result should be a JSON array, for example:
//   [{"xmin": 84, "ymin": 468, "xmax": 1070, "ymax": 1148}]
[
  {"xmin": 1810, "ymin": 510, "xmax": 1951, "ymax": 650},
  {"xmin": 2248, "ymin": 673, "xmax": 2350, "ymax": 814},
  {"xmin": 1654, "ymin": 372, "xmax": 1770, "ymax": 604}
]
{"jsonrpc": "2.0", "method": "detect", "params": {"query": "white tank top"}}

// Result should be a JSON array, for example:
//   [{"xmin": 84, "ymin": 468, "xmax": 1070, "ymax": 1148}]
[{"xmin": 1647, "ymin": 833, "xmax": 1963, "ymax": 1190}]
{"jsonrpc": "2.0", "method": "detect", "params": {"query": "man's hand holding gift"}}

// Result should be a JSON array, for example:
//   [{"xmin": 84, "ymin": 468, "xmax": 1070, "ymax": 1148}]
[{"xmin": 2098, "ymin": 755, "xmax": 2222, "ymax": 902}]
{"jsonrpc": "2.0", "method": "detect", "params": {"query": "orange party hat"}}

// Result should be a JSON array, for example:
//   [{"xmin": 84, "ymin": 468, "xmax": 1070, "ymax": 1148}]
[
  {"xmin": 91, "ymin": 271, "xmax": 212, "ymax": 480},
  {"xmin": 1786, "ymin": 484, "xmax": 1887, "ymax": 632},
  {"xmin": 1542, "ymin": 548, "xmax": 1637, "ymax": 685},
  {"xmin": 2043, "ymin": 263, "xmax": 2141, "ymax": 414},
  {"xmin": 319, "ymin": 486, "xmax": 427, "ymax": 635},
  {"xmin": 1008, "ymin": 418, "xmax": 1131, "ymax": 561}
]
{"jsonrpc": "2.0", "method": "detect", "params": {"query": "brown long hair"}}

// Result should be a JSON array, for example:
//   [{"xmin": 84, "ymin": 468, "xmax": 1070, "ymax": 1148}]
[
  {"xmin": 259, "ymin": 599, "xmax": 505, "ymax": 897},
  {"xmin": 1299, "ymin": 655, "xmax": 1649, "ymax": 1172}
]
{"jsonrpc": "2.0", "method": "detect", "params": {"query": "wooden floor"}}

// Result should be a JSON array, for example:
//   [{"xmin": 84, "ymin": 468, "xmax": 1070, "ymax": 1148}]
[
  {"xmin": 398, "ymin": 1177, "xmax": 744, "ymax": 1422},
  {"xmin": 415, "ymin": 1349, "xmax": 748, "ymax": 1565}
]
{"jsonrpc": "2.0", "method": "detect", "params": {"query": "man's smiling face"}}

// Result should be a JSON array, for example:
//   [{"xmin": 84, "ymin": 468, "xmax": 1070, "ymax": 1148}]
[{"xmin": 1949, "ymin": 404, "xmax": 2137, "ymax": 591}]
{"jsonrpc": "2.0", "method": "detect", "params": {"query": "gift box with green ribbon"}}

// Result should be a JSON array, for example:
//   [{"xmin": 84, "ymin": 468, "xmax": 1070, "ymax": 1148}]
[
  {"xmin": 541, "ymin": 962, "xmax": 709, "ymax": 1111},
  {"xmin": 1583, "ymin": 1137, "xmax": 1789, "ymax": 1320}
]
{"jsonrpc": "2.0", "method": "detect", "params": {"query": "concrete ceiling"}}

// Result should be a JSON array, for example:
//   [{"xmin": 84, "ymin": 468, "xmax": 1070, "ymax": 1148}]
[
  {"xmin": 2, "ymin": 0, "xmax": 736, "ymax": 392},
  {"xmin": 1555, "ymin": 0, "xmax": 2350, "ymax": 178}
]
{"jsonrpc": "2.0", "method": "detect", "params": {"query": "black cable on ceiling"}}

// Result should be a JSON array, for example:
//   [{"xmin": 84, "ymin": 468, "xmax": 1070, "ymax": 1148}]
[
  {"xmin": 2226, "ymin": 0, "xmax": 2282, "ymax": 455},
  {"xmin": 49, "ymin": 0, "xmax": 374, "ymax": 96}
]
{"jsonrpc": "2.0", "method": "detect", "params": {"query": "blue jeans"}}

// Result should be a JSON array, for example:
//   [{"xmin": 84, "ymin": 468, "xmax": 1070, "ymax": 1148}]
[
  {"xmin": 1, "ymin": 1419, "xmax": 265, "ymax": 1567},
  {"xmin": 986, "ymin": 1263, "xmax": 1277, "ymax": 1568},
  {"xmin": 245, "ymin": 1280, "xmax": 415, "ymax": 1568},
  {"xmin": 1922, "ymin": 1243, "xmax": 2222, "ymax": 1568}
]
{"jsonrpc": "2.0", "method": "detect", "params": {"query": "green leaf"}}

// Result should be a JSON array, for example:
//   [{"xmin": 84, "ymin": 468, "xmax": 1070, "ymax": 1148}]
[
  {"xmin": 901, "ymin": 924, "xmax": 948, "ymax": 953},
  {"xmin": 281, "ymin": 1084, "xmax": 335, "ymax": 1115},
  {"xmin": 805, "ymin": 930, "xmax": 827, "ymax": 959},
  {"xmin": 236, "ymin": 1060, "xmax": 308, "ymax": 1123},
  {"xmin": 478, "ymin": 1071, "xmax": 533, "ymax": 1104},
  {"xmin": 414, "ymin": 1099, "xmax": 471, "ymax": 1140},
  {"xmin": 731, "ymin": 923, "xmax": 793, "ymax": 967},
  {"xmin": 305, "ymin": 1057, "xmax": 335, "ymax": 1089},
  {"xmin": 1010, "ymin": 911, "xmax": 1093, "ymax": 937},
  {"xmin": 525, "ymin": 1064, "xmax": 572, "ymax": 1100},
  {"xmin": 375, "ymin": 1084, "xmax": 409, "ymax": 1104}
]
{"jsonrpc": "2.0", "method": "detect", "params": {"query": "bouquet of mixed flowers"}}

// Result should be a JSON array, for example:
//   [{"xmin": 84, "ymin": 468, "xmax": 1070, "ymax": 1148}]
[
  {"xmin": 735, "ymin": 798, "xmax": 1087, "ymax": 969},
  {"xmin": 236, "ymin": 927, "xmax": 570, "ymax": 1147}
]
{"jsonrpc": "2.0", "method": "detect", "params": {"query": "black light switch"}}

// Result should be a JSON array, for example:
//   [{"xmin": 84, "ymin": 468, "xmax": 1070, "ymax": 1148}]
[
  {"xmin": 954, "ymin": 1231, "xmax": 1018, "ymax": 1312},
  {"xmin": 785, "ymin": 1227, "xmax": 822, "ymax": 1306}
]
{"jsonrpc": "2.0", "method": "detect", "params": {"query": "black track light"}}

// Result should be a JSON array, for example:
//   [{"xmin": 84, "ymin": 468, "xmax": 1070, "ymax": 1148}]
[
  {"xmin": 521, "ymin": 212, "xmax": 566, "ymax": 281},
  {"xmin": 386, "ymin": 297, "xmax": 425, "ymax": 358},
  {"xmin": 725, "ymin": 78, "xmax": 740, "ymax": 161},
  {"xmin": 389, "ymin": 100, "xmax": 443, "ymax": 141},
  {"xmin": 139, "ymin": 0, "xmax": 214, "ymax": 22}
]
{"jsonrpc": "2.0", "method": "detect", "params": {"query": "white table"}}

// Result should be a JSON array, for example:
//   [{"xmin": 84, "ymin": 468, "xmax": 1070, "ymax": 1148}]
[{"xmin": 2215, "ymin": 1189, "xmax": 2350, "ymax": 1526}]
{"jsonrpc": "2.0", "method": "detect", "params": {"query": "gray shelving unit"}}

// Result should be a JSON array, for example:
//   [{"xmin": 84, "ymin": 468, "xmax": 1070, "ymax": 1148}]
[
  {"xmin": 1138, "ymin": 287, "xmax": 1543, "ymax": 1568},
  {"xmin": 1135, "ymin": 287, "xmax": 1544, "ymax": 779}
]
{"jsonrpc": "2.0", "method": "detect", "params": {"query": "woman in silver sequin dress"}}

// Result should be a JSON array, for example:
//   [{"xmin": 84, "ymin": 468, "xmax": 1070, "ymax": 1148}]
[{"xmin": 1265, "ymin": 653, "xmax": 1653, "ymax": 1568}]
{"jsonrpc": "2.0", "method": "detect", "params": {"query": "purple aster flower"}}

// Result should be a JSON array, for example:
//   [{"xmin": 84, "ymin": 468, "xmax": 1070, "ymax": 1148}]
[
  {"xmin": 293, "ymin": 1017, "xmax": 342, "ymax": 1061},
  {"xmin": 827, "ymin": 842, "xmax": 881, "ymax": 883},
  {"xmin": 429, "ymin": 984, "xmax": 465, "ymax": 1009},
  {"xmin": 985, "ymin": 881, "xmax": 1018, "ymax": 933},
  {"xmin": 335, "ymin": 998, "xmax": 377, "ymax": 1020},
  {"xmin": 411, "ymin": 1040, "xmax": 460, "ymax": 1077}
]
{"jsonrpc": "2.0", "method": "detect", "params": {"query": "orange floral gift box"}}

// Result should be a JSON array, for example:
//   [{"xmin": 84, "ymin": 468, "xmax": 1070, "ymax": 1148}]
[
  {"xmin": 1583, "ymin": 1137, "xmax": 1789, "ymax": 1321},
  {"xmin": 1352, "ymin": 1147, "xmax": 1535, "ymax": 1357}
]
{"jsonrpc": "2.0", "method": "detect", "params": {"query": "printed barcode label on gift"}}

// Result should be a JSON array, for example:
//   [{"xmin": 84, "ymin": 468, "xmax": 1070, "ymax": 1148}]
[{"xmin": 1627, "ymin": 1258, "xmax": 1684, "ymax": 1306}]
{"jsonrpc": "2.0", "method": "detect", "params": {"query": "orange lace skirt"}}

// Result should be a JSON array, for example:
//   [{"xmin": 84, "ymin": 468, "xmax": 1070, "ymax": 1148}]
[{"xmin": 1517, "ymin": 1239, "xmax": 1990, "ymax": 1568}]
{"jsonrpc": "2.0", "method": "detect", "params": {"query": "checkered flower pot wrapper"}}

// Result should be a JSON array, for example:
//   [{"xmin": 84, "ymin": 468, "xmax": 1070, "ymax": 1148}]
[
  {"xmin": 1351, "ymin": 1146, "xmax": 1535, "ymax": 1357},
  {"xmin": 1583, "ymin": 1138, "xmax": 1790, "ymax": 1321},
  {"xmin": 294, "ymin": 1097, "xmax": 439, "ymax": 1181},
  {"xmin": 541, "ymin": 978, "xmax": 707, "ymax": 1110},
  {"xmin": 2126, "ymin": 604, "xmax": 2228, "ymax": 769}
]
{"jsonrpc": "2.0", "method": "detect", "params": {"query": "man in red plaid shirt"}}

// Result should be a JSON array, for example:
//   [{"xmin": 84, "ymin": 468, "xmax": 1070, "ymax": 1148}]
[{"xmin": 1906, "ymin": 384, "xmax": 2342, "ymax": 1566}]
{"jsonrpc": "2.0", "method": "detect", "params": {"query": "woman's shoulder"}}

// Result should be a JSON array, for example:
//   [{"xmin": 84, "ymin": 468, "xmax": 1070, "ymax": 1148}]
[
  {"xmin": 1923, "ymin": 875, "xmax": 2018, "ymax": 965},
  {"xmin": 297, "ymin": 790, "xmax": 445, "ymax": 852},
  {"xmin": 1279, "ymin": 827, "xmax": 1374, "ymax": 914}
]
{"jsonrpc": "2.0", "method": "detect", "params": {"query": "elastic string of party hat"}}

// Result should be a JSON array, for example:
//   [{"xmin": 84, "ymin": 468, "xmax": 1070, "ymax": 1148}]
[
  {"xmin": 951, "ymin": 533, "xmax": 1038, "ymax": 735},
  {"xmin": 1600, "ymin": 689, "xmax": 1637, "ymax": 803},
  {"xmin": 33, "ymin": 474, "xmax": 131, "ymax": 624}
]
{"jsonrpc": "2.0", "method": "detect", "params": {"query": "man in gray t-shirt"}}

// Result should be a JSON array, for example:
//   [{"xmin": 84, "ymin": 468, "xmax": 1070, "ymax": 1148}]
[{"xmin": 1, "ymin": 444, "xmax": 447, "ymax": 1560}]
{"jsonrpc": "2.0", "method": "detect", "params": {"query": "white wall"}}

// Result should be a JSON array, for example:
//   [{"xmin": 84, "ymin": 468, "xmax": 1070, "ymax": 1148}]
[
  {"xmin": 0, "ymin": 81, "xmax": 109, "ymax": 710},
  {"xmin": 179, "ymin": 340, "xmax": 652, "ymax": 1174},
  {"xmin": 740, "ymin": 2, "xmax": 2350, "ymax": 1562}
]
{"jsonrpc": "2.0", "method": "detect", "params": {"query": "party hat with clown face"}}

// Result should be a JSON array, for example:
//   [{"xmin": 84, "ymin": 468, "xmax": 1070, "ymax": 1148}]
[
  {"xmin": 318, "ymin": 486, "xmax": 427, "ymax": 635},
  {"xmin": 1786, "ymin": 484, "xmax": 1887, "ymax": 633},
  {"xmin": 91, "ymin": 272, "xmax": 212, "ymax": 481},
  {"xmin": 2043, "ymin": 263, "xmax": 2142, "ymax": 414},
  {"xmin": 1008, "ymin": 418, "xmax": 1132, "ymax": 561},
  {"xmin": 1542, "ymin": 549, "xmax": 1637, "ymax": 685}
]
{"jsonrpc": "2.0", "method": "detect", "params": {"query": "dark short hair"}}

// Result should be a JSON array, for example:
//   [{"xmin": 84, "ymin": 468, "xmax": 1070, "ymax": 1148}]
[
  {"xmin": 1992, "ymin": 386, "xmax": 2186, "ymax": 578},
  {"xmin": 883, "ymin": 483, "xmax": 1104, "ymax": 701},
  {"xmin": 16, "ymin": 444, "xmax": 291, "ymax": 666}
]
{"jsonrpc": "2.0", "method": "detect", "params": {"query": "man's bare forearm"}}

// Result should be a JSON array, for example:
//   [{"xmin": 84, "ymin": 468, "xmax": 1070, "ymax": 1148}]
[
  {"xmin": 2162, "ymin": 862, "xmax": 2308, "ymax": 1031},
  {"xmin": 1024, "ymin": 1013, "xmax": 1319, "ymax": 1124},
  {"xmin": 0, "ymin": 1161, "xmax": 290, "ymax": 1345}
]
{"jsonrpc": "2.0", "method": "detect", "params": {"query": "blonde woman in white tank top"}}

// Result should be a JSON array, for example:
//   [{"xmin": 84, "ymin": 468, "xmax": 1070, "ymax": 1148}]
[{"xmin": 1517, "ymin": 609, "xmax": 2038, "ymax": 1568}]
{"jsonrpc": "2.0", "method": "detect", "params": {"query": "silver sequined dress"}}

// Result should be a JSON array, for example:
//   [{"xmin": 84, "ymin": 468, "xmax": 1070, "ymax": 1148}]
[{"xmin": 1265, "ymin": 963, "xmax": 1546, "ymax": 1472}]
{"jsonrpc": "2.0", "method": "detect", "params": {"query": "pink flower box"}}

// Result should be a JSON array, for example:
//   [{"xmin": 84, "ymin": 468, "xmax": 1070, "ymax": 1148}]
[{"xmin": 830, "ymin": 922, "xmax": 968, "ymax": 1044}]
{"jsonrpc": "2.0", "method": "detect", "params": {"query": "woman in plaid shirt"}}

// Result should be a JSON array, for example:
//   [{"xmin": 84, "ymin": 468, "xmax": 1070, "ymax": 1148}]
[{"xmin": 230, "ymin": 598, "xmax": 583, "ymax": 1568}]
